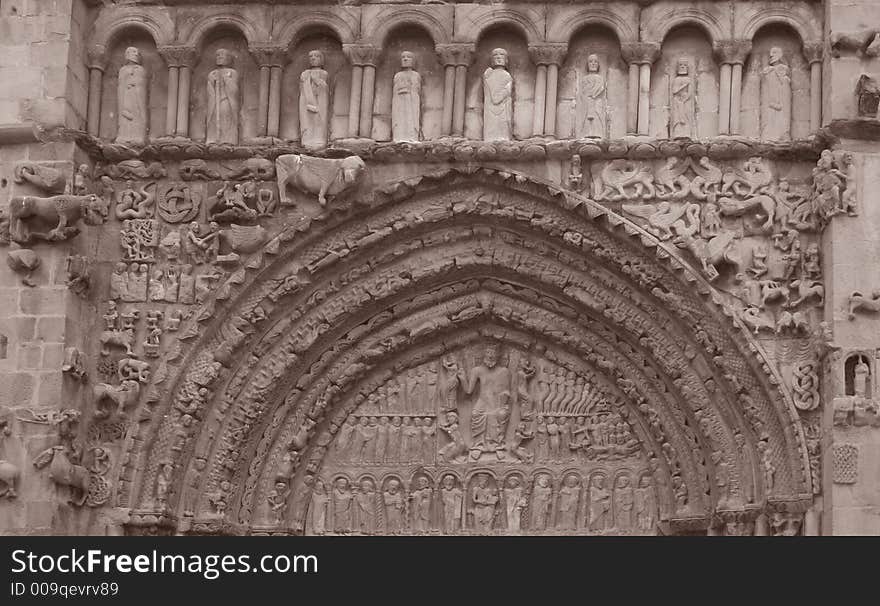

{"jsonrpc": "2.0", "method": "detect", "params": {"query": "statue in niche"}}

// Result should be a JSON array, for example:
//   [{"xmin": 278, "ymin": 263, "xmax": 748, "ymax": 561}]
[
  {"xmin": 332, "ymin": 477, "xmax": 353, "ymax": 533},
  {"xmin": 206, "ymin": 48, "xmax": 240, "ymax": 145},
  {"xmin": 531, "ymin": 473, "xmax": 553, "ymax": 530},
  {"xmin": 461, "ymin": 344, "xmax": 512, "ymax": 459},
  {"xmin": 116, "ymin": 47, "xmax": 148, "ymax": 145},
  {"xmin": 470, "ymin": 474, "xmax": 498, "ymax": 533},
  {"xmin": 482, "ymin": 48, "xmax": 513, "ymax": 141},
  {"xmin": 392, "ymin": 51, "xmax": 421, "ymax": 142},
  {"xmin": 634, "ymin": 476, "xmax": 655, "ymax": 531},
  {"xmin": 437, "ymin": 356, "xmax": 461, "ymax": 412},
  {"xmin": 299, "ymin": 50, "xmax": 330, "ymax": 149},
  {"xmin": 503, "ymin": 477, "xmax": 526, "ymax": 532},
  {"xmin": 383, "ymin": 479, "xmax": 406, "ymax": 533},
  {"xmin": 355, "ymin": 478, "xmax": 377, "ymax": 534},
  {"xmin": 309, "ymin": 479, "xmax": 329, "ymax": 535},
  {"xmin": 578, "ymin": 54, "xmax": 607, "ymax": 138},
  {"xmin": 557, "ymin": 474, "xmax": 580, "ymax": 530},
  {"xmin": 440, "ymin": 474, "xmax": 463, "ymax": 532},
  {"xmin": 588, "ymin": 475, "xmax": 611, "ymax": 531},
  {"xmin": 670, "ymin": 58, "xmax": 695, "ymax": 139},
  {"xmin": 761, "ymin": 47, "xmax": 792, "ymax": 141},
  {"xmin": 411, "ymin": 477, "xmax": 432, "ymax": 532},
  {"xmin": 614, "ymin": 476, "xmax": 634, "ymax": 529},
  {"xmin": 854, "ymin": 357, "xmax": 870, "ymax": 399}
]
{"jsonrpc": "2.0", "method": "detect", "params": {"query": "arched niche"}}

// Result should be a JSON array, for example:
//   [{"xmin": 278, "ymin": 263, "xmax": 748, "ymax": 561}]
[
  {"xmin": 741, "ymin": 24, "xmax": 810, "ymax": 141},
  {"xmin": 371, "ymin": 24, "xmax": 444, "ymax": 142},
  {"xmin": 98, "ymin": 28, "xmax": 167, "ymax": 141},
  {"xmin": 280, "ymin": 30, "xmax": 351, "ymax": 143},
  {"xmin": 189, "ymin": 27, "xmax": 259, "ymax": 143},
  {"xmin": 465, "ymin": 26, "xmax": 535, "ymax": 141},
  {"xmin": 558, "ymin": 24, "xmax": 627, "ymax": 140},
  {"xmin": 650, "ymin": 25, "xmax": 719, "ymax": 140},
  {"xmin": 844, "ymin": 353, "xmax": 873, "ymax": 398}
]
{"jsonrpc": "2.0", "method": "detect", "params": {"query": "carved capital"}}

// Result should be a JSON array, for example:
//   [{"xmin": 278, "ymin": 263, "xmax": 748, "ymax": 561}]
[
  {"xmin": 620, "ymin": 43, "xmax": 661, "ymax": 65},
  {"xmin": 86, "ymin": 44, "xmax": 108, "ymax": 72},
  {"xmin": 435, "ymin": 43, "xmax": 475, "ymax": 67},
  {"xmin": 802, "ymin": 42, "xmax": 824, "ymax": 64},
  {"xmin": 528, "ymin": 43, "xmax": 568, "ymax": 66},
  {"xmin": 714, "ymin": 40, "xmax": 753, "ymax": 65},
  {"xmin": 158, "ymin": 46, "xmax": 198, "ymax": 69},
  {"xmin": 342, "ymin": 44, "xmax": 381, "ymax": 67},
  {"xmin": 249, "ymin": 45, "xmax": 288, "ymax": 68}
]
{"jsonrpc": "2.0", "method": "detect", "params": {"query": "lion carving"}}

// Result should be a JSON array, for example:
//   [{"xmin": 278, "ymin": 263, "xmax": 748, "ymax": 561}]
[{"xmin": 9, "ymin": 193, "xmax": 108, "ymax": 243}]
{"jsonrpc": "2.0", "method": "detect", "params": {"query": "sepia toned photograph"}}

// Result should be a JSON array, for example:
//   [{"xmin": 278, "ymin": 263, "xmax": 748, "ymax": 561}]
[{"xmin": 0, "ymin": 0, "xmax": 876, "ymax": 548}]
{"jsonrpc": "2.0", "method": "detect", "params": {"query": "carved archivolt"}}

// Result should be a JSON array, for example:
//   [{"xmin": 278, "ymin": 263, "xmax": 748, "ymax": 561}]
[{"xmin": 114, "ymin": 167, "xmax": 812, "ymax": 535}]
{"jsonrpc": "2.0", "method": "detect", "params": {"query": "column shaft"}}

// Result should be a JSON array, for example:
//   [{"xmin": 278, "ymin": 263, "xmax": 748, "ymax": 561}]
[
  {"xmin": 257, "ymin": 65, "xmax": 270, "ymax": 136},
  {"xmin": 533, "ymin": 64, "xmax": 547, "ymax": 136},
  {"xmin": 718, "ymin": 63, "xmax": 732, "ymax": 135},
  {"xmin": 441, "ymin": 65, "xmax": 455, "ymax": 135},
  {"xmin": 165, "ymin": 66, "xmax": 179, "ymax": 136},
  {"xmin": 268, "ymin": 66, "xmax": 282, "ymax": 138},
  {"xmin": 452, "ymin": 65, "xmax": 467, "ymax": 136},
  {"xmin": 348, "ymin": 65, "xmax": 364, "ymax": 138},
  {"xmin": 638, "ymin": 63, "xmax": 651, "ymax": 135},
  {"xmin": 544, "ymin": 63, "xmax": 559, "ymax": 137},
  {"xmin": 627, "ymin": 63, "xmax": 639, "ymax": 134},
  {"xmin": 86, "ymin": 67, "xmax": 103, "ymax": 137},
  {"xmin": 358, "ymin": 65, "xmax": 376, "ymax": 138},
  {"xmin": 730, "ymin": 64, "xmax": 744, "ymax": 134},
  {"xmin": 176, "ymin": 66, "xmax": 191, "ymax": 137},
  {"xmin": 810, "ymin": 62, "xmax": 822, "ymax": 132}
]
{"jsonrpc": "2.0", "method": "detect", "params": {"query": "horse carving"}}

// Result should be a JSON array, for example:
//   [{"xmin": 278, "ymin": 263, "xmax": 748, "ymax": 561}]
[{"xmin": 9, "ymin": 193, "xmax": 108, "ymax": 243}]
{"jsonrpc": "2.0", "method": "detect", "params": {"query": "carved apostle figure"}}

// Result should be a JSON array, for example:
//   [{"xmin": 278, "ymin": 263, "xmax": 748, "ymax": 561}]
[
  {"xmin": 411, "ymin": 476, "xmax": 433, "ymax": 532},
  {"xmin": 206, "ymin": 48, "xmax": 240, "ymax": 145},
  {"xmin": 579, "ymin": 54, "xmax": 607, "ymax": 138},
  {"xmin": 299, "ymin": 50, "xmax": 330, "ymax": 149},
  {"xmin": 588, "ymin": 475, "xmax": 611, "ymax": 531},
  {"xmin": 355, "ymin": 478, "xmax": 377, "ymax": 534},
  {"xmin": 470, "ymin": 474, "xmax": 499, "ymax": 533},
  {"xmin": 614, "ymin": 476, "xmax": 634, "ymax": 529},
  {"xmin": 116, "ymin": 46, "xmax": 148, "ymax": 144},
  {"xmin": 332, "ymin": 477, "xmax": 353, "ymax": 533},
  {"xmin": 503, "ymin": 476, "xmax": 526, "ymax": 532},
  {"xmin": 392, "ymin": 51, "xmax": 422, "ymax": 142},
  {"xmin": 531, "ymin": 473, "xmax": 553, "ymax": 530},
  {"xmin": 309, "ymin": 479, "xmax": 329, "ymax": 534},
  {"xmin": 482, "ymin": 48, "xmax": 513, "ymax": 141},
  {"xmin": 670, "ymin": 58, "xmax": 695, "ymax": 139},
  {"xmin": 383, "ymin": 479, "xmax": 406, "ymax": 533},
  {"xmin": 462, "ymin": 344, "xmax": 512, "ymax": 458},
  {"xmin": 854, "ymin": 357, "xmax": 870, "ymax": 399},
  {"xmin": 557, "ymin": 474, "xmax": 580, "ymax": 530},
  {"xmin": 440, "ymin": 474, "xmax": 463, "ymax": 532},
  {"xmin": 634, "ymin": 476, "xmax": 656, "ymax": 531},
  {"xmin": 761, "ymin": 47, "xmax": 792, "ymax": 141}
]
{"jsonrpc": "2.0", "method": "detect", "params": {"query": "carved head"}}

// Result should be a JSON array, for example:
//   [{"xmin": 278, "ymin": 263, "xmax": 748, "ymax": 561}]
[
  {"xmin": 587, "ymin": 53, "xmax": 600, "ymax": 73},
  {"xmin": 392, "ymin": 416, "xmax": 402, "ymax": 426},
  {"xmin": 476, "ymin": 473, "xmax": 489, "ymax": 488},
  {"xmin": 616, "ymin": 476, "xmax": 630, "ymax": 489},
  {"xmin": 769, "ymin": 46, "xmax": 784, "ymax": 65},
  {"xmin": 564, "ymin": 474, "xmax": 578, "ymax": 488},
  {"xmin": 483, "ymin": 344, "xmax": 499, "ymax": 368},
  {"xmin": 676, "ymin": 58, "xmax": 689, "ymax": 75},
  {"xmin": 84, "ymin": 194, "xmax": 109, "ymax": 225},
  {"xmin": 402, "ymin": 416, "xmax": 411, "ymax": 426},
  {"xmin": 638, "ymin": 475, "xmax": 651, "ymax": 488},
  {"xmin": 314, "ymin": 479, "xmax": 326, "ymax": 493},
  {"xmin": 359, "ymin": 416, "xmax": 368, "ymax": 426},
  {"xmin": 308, "ymin": 49, "xmax": 325, "ymax": 68},
  {"xmin": 490, "ymin": 47, "xmax": 509, "ymax": 68},
  {"xmin": 335, "ymin": 477, "xmax": 349, "ymax": 490},
  {"xmin": 360, "ymin": 478, "xmax": 374, "ymax": 491},
  {"xmin": 506, "ymin": 476, "xmax": 521, "ymax": 489},
  {"xmin": 387, "ymin": 478, "xmax": 400, "ymax": 493},
  {"xmin": 445, "ymin": 411, "xmax": 458, "ymax": 424},
  {"xmin": 442, "ymin": 474, "xmax": 455, "ymax": 489},
  {"xmin": 417, "ymin": 477, "xmax": 429, "ymax": 489},
  {"xmin": 341, "ymin": 155, "xmax": 366, "ymax": 185},
  {"xmin": 215, "ymin": 48, "xmax": 233, "ymax": 67},
  {"xmin": 124, "ymin": 46, "xmax": 141, "ymax": 65},
  {"xmin": 536, "ymin": 474, "xmax": 549, "ymax": 488},
  {"xmin": 592, "ymin": 475, "xmax": 605, "ymax": 489},
  {"xmin": 400, "ymin": 51, "xmax": 415, "ymax": 69},
  {"xmin": 275, "ymin": 480, "xmax": 288, "ymax": 493}
]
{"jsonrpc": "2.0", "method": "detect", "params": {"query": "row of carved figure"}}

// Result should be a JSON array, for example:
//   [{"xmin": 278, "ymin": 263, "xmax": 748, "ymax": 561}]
[
  {"xmin": 109, "ymin": 45, "xmax": 799, "ymax": 146},
  {"xmin": 301, "ymin": 469, "xmax": 656, "ymax": 535}
]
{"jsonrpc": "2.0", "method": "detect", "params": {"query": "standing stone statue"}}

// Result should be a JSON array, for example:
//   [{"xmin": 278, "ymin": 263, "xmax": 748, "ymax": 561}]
[
  {"xmin": 761, "ymin": 47, "xmax": 792, "ymax": 141},
  {"xmin": 670, "ymin": 58, "xmax": 695, "ymax": 138},
  {"xmin": 462, "ymin": 344, "xmax": 512, "ymax": 458},
  {"xmin": 116, "ymin": 47, "xmax": 148, "ymax": 144},
  {"xmin": 578, "ymin": 54, "xmax": 607, "ymax": 138},
  {"xmin": 482, "ymin": 48, "xmax": 513, "ymax": 141},
  {"xmin": 392, "ymin": 51, "xmax": 421, "ymax": 142},
  {"xmin": 206, "ymin": 48, "xmax": 240, "ymax": 145},
  {"xmin": 299, "ymin": 50, "xmax": 330, "ymax": 149}
]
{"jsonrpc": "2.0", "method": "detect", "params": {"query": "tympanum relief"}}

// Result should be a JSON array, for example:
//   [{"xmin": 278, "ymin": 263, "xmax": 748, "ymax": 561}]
[{"xmin": 309, "ymin": 343, "xmax": 657, "ymax": 535}]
